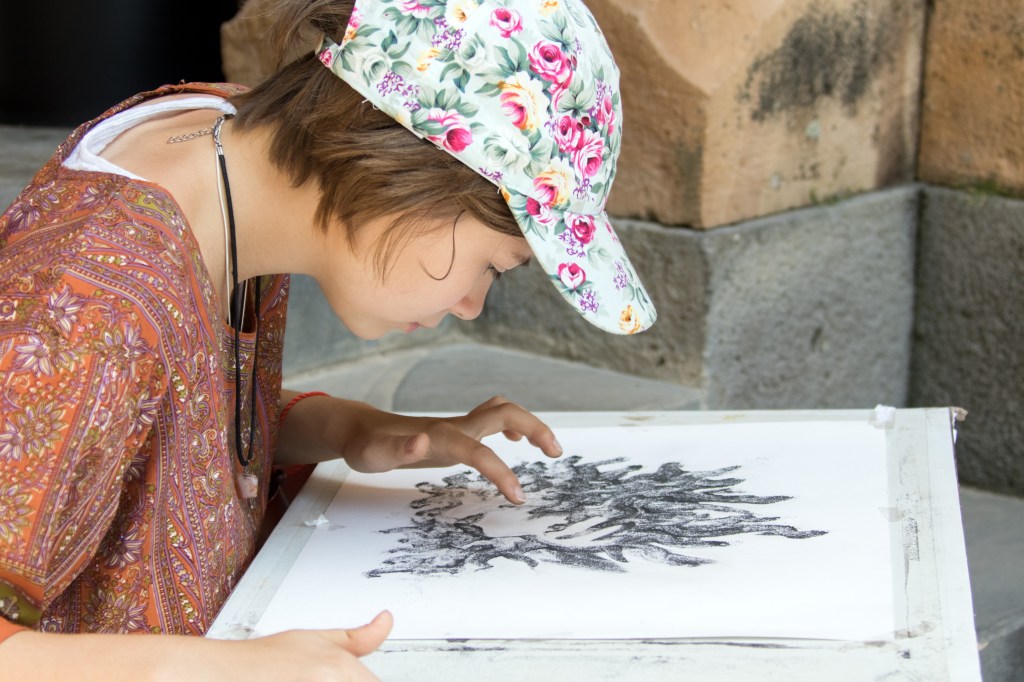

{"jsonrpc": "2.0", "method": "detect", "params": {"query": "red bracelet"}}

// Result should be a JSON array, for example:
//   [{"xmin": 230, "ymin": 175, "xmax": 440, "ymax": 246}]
[{"xmin": 278, "ymin": 391, "xmax": 330, "ymax": 426}]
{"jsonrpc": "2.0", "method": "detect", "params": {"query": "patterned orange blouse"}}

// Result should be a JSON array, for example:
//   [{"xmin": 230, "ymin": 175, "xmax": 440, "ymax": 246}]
[{"xmin": 0, "ymin": 83, "xmax": 289, "ymax": 641}]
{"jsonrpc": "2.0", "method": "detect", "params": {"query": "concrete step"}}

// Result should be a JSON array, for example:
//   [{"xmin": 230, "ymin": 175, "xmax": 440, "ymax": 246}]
[
  {"xmin": 285, "ymin": 342, "xmax": 701, "ymax": 412},
  {"xmin": 960, "ymin": 487, "xmax": 1024, "ymax": 682}
]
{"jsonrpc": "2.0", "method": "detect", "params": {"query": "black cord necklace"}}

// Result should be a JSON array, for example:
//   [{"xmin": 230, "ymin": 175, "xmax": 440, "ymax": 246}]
[{"xmin": 213, "ymin": 115, "xmax": 261, "ymax": 499}]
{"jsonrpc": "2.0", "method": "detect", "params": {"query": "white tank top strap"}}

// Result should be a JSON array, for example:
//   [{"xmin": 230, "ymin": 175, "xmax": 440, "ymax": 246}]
[{"xmin": 63, "ymin": 95, "xmax": 237, "ymax": 180}]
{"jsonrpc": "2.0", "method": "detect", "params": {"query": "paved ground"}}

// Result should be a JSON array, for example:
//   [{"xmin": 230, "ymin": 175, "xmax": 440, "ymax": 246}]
[{"xmin": 287, "ymin": 342, "xmax": 1024, "ymax": 682}]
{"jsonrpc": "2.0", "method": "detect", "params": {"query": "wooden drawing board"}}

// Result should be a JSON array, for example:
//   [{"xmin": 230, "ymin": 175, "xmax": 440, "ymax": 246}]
[{"xmin": 208, "ymin": 409, "xmax": 980, "ymax": 682}]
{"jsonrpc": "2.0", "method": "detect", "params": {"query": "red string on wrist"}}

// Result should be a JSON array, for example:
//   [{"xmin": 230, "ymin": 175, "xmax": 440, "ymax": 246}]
[{"xmin": 278, "ymin": 391, "xmax": 330, "ymax": 426}]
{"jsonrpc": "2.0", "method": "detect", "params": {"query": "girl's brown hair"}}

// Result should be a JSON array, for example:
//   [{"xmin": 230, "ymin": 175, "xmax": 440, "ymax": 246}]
[{"xmin": 229, "ymin": 0, "xmax": 521, "ymax": 278}]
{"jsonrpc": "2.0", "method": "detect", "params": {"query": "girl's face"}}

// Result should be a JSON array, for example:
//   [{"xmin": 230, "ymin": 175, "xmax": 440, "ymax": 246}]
[{"xmin": 316, "ymin": 213, "xmax": 532, "ymax": 340}]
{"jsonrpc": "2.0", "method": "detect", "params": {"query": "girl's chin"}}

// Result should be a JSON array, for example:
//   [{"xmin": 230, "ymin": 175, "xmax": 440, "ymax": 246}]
[
  {"xmin": 338, "ymin": 318, "xmax": 391, "ymax": 341},
  {"xmin": 341, "ymin": 317, "xmax": 423, "ymax": 339}
]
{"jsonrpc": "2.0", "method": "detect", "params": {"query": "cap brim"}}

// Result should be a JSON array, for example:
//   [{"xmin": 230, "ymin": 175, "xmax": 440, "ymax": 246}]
[{"xmin": 504, "ymin": 188, "xmax": 657, "ymax": 335}]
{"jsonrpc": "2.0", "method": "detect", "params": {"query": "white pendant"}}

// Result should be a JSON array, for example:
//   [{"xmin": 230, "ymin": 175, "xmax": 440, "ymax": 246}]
[{"xmin": 236, "ymin": 473, "xmax": 259, "ymax": 499}]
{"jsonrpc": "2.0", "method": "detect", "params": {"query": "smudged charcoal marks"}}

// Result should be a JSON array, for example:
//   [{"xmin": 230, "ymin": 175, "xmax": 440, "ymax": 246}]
[
  {"xmin": 740, "ymin": 0, "xmax": 895, "ymax": 121},
  {"xmin": 366, "ymin": 456, "xmax": 826, "ymax": 578}
]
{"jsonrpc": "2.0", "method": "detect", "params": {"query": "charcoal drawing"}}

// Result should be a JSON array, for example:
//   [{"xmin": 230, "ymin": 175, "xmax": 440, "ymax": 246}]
[{"xmin": 366, "ymin": 456, "xmax": 826, "ymax": 578}]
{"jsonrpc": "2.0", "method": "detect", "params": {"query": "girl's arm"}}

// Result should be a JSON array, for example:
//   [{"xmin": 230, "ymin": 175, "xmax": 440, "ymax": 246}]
[
  {"xmin": 0, "ymin": 611, "xmax": 392, "ymax": 682},
  {"xmin": 274, "ymin": 391, "xmax": 562, "ymax": 504}
]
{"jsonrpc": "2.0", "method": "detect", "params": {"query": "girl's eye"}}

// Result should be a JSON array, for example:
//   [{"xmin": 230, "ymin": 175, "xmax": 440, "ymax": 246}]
[{"xmin": 487, "ymin": 265, "xmax": 503, "ymax": 280}]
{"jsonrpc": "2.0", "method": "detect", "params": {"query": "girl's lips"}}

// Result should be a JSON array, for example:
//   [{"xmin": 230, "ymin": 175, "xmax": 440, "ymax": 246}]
[{"xmin": 404, "ymin": 322, "xmax": 421, "ymax": 333}]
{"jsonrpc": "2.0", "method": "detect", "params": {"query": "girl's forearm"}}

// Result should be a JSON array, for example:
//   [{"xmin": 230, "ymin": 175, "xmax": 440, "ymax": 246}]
[{"xmin": 274, "ymin": 390, "xmax": 371, "ymax": 465}]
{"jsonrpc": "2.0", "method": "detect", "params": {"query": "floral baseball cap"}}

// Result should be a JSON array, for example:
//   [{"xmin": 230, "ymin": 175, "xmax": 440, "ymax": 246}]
[{"xmin": 317, "ymin": 0, "xmax": 656, "ymax": 334}]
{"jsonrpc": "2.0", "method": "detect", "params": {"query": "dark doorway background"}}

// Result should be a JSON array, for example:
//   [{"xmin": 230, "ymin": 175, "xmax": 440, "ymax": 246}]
[{"xmin": 0, "ymin": 0, "xmax": 241, "ymax": 126}]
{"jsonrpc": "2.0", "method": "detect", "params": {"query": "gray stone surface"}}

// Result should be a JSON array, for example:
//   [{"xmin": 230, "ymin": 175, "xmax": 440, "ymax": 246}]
[
  {"xmin": 466, "ymin": 186, "xmax": 918, "ymax": 410},
  {"xmin": 910, "ymin": 187, "xmax": 1024, "ymax": 496},
  {"xmin": 960, "ymin": 487, "xmax": 1024, "ymax": 682},
  {"xmin": 285, "ymin": 343, "xmax": 700, "ymax": 412},
  {"xmin": 701, "ymin": 187, "xmax": 917, "ymax": 409},
  {"xmin": 391, "ymin": 343, "xmax": 700, "ymax": 412},
  {"xmin": 0, "ymin": 125, "xmax": 72, "ymax": 210}
]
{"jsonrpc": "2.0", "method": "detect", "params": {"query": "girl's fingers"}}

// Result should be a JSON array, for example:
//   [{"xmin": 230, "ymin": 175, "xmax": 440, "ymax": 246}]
[
  {"xmin": 457, "ymin": 400, "xmax": 562, "ymax": 458},
  {"xmin": 462, "ymin": 442, "xmax": 525, "ymax": 504},
  {"xmin": 420, "ymin": 422, "xmax": 525, "ymax": 503}
]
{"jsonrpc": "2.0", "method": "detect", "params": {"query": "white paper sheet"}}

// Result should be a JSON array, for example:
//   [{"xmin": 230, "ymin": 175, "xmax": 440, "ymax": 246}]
[{"xmin": 253, "ymin": 420, "xmax": 894, "ymax": 640}]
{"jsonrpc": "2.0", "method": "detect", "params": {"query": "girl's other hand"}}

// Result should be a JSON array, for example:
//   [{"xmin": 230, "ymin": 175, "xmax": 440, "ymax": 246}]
[{"xmin": 0, "ymin": 610, "xmax": 394, "ymax": 682}]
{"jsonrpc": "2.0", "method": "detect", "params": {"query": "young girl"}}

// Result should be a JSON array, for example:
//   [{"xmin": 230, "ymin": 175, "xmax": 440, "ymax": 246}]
[{"xmin": 0, "ymin": 0, "xmax": 655, "ymax": 678}]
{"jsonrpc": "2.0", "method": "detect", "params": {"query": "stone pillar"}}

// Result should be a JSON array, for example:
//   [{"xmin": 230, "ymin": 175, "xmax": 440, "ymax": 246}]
[
  {"xmin": 911, "ymin": 189, "xmax": 1024, "ymax": 496},
  {"xmin": 911, "ymin": 0, "xmax": 1024, "ymax": 498}
]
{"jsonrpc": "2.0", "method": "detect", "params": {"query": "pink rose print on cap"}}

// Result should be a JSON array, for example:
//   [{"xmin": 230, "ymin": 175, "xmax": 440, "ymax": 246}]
[
  {"xmin": 490, "ymin": 8, "xmax": 523, "ymax": 38},
  {"xmin": 599, "ymin": 91, "xmax": 615, "ymax": 132},
  {"xmin": 558, "ymin": 262, "xmax": 586, "ymax": 290},
  {"xmin": 565, "ymin": 213, "xmax": 596, "ymax": 245},
  {"xmin": 399, "ymin": 0, "xmax": 433, "ymax": 18},
  {"xmin": 526, "ymin": 197, "xmax": 556, "ymax": 226},
  {"xmin": 426, "ymin": 109, "xmax": 473, "ymax": 152},
  {"xmin": 555, "ymin": 115, "xmax": 586, "ymax": 153},
  {"xmin": 529, "ymin": 41, "xmax": 573, "ymax": 86},
  {"xmin": 533, "ymin": 161, "xmax": 572, "ymax": 208},
  {"xmin": 572, "ymin": 129, "xmax": 604, "ymax": 179}
]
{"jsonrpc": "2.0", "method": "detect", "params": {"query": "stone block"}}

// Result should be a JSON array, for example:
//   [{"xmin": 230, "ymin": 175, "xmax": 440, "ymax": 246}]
[
  {"xmin": 700, "ymin": 186, "xmax": 916, "ymax": 408},
  {"xmin": 910, "ymin": 187, "xmax": 1024, "ymax": 496},
  {"xmin": 587, "ymin": 0, "xmax": 925, "ymax": 228},
  {"xmin": 466, "ymin": 186, "xmax": 918, "ymax": 409},
  {"xmin": 918, "ymin": 0, "xmax": 1024, "ymax": 196}
]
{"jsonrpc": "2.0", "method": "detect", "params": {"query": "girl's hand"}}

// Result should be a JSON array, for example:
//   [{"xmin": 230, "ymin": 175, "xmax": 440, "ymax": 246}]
[
  {"xmin": 343, "ymin": 396, "xmax": 563, "ymax": 504},
  {"xmin": 0, "ymin": 611, "xmax": 394, "ymax": 682},
  {"xmin": 211, "ymin": 611, "xmax": 394, "ymax": 681},
  {"xmin": 275, "ymin": 393, "xmax": 562, "ymax": 505}
]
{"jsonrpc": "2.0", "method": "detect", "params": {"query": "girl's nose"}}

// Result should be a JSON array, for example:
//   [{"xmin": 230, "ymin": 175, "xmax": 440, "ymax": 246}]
[{"xmin": 449, "ymin": 277, "xmax": 492, "ymax": 321}]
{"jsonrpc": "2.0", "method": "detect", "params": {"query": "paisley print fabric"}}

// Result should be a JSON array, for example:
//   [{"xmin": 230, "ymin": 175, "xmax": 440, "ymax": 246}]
[{"xmin": 0, "ymin": 83, "xmax": 289, "ymax": 641}]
